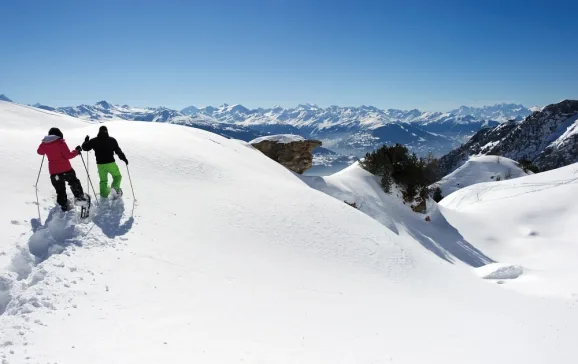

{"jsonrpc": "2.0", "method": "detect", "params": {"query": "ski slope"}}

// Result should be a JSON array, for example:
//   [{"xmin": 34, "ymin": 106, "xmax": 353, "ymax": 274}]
[
  {"xmin": 433, "ymin": 155, "xmax": 530, "ymax": 198},
  {"xmin": 1, "ymin": 101, "xmax": 577, "ymax": 364}
]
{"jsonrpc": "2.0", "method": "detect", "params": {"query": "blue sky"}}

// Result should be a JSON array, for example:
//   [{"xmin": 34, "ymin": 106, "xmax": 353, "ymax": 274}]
[{"xmin": 1, "ymin": 0, "xmax": 576, "ymax": 111}]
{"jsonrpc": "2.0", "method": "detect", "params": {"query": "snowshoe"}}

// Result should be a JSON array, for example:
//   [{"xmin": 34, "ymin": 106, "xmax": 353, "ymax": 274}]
[{"xmin": 79, "ymin": 194, "xmax": 91, "ymax": 219}]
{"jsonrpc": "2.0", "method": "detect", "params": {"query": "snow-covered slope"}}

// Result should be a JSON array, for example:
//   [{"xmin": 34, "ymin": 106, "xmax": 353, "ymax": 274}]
[
  {"xmin": 433, "ymin": 155, "xmax": 530, "ymax": 198},
  {"xmin": 2, "ymin": 101, "xmax": 577, "ymax": 363},
  {"xmin": 305, "ymin": 162, "xmax": 578, "ymax": 299},
  {"xmin": 303, "ymin": 163, "xmax": 495, "ymax": 267},
  {"xmin": 439, "ymin": 163, "xmax": 578, "ymax": 298}
]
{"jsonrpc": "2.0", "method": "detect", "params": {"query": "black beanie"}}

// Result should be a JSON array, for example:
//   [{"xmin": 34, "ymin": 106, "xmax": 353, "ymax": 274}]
[
  {"xmin": 48, "ymin": 127, "xmax": 63, "ymax": 138},
  {"xmin": 99, "ymin": 125, "xmax": 108, "ymax": 133}
]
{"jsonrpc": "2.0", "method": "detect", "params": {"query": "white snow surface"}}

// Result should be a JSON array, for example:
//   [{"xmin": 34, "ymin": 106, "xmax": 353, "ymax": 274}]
[
  {"xmin": 0, "ymin": 101, "xmax": 577, "ymax": 363},
  {"xmin": 249, "ymin": 134, "xmax": 305, "ymax": 144},
  {"xmin": 433, "ymin": 155, "xmax": 530, "ymax": 197},
  {"xmin": 249, "ymin": 134, "xmax": 306, "ymax": 144},
  {"xmin": 440, "ymin": 163, "xmax": 578, "ymax": 297}
]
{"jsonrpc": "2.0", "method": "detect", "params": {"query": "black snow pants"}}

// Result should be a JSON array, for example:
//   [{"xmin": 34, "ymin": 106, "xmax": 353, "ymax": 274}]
[{"xmin": 50, "ymin": 169, "xmax": 85, "ymax": 211}]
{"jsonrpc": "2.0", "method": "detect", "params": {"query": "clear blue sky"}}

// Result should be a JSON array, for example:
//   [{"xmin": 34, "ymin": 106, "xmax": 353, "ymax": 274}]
[{"xmin": 1, "ymin": 0, "xmax": 576, "ymax": 111}]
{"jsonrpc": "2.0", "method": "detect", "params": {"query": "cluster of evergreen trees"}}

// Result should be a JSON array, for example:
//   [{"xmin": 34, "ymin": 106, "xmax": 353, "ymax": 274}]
[{"xmin": 360, "ymin": 144, "xmax": 441, "ymax": 202}]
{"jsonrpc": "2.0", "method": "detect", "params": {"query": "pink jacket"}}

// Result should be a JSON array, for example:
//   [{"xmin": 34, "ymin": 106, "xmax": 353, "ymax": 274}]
[{"xmin": 37, "ymin": 135, "xmax": 79, "ymax": 175}]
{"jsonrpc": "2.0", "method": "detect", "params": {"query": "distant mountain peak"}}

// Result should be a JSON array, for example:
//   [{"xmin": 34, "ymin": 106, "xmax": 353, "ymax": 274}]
[
  {"xmin": 96, "ymin": 100, "xmax": 112, "ymax": 109},
  {"xmin": 0, "ymin": 94, "xmax": 13, "ymax": 102}
]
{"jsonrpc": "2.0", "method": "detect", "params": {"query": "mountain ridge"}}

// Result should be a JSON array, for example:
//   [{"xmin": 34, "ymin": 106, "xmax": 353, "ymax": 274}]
[{"xmin": 439, "ymin": 99, "xmax": 578, "ymax": 174}]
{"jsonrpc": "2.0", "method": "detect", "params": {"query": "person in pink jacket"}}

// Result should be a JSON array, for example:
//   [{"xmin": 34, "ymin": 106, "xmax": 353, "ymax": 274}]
[{"xmin": 37, "ymin": 127, "xmax": 88, "ymax": 211}]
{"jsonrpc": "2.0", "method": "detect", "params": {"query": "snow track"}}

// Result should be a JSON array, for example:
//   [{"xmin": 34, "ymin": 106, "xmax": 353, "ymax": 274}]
[{"xmin": 0, "ymin": 199, "xmax": 134, "ymax": 320}]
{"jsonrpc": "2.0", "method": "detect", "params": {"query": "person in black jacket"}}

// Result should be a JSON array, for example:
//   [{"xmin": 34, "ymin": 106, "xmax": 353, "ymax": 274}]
[{"xmin": 82, "ymin": 126, "xmax": 128, "ymax": 198}]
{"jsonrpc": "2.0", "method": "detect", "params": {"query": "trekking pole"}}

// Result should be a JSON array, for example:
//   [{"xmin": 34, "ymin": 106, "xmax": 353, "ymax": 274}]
[
  {"xmin": 35, "ymin": 155, "xmax": 45, "ymax": 189},
  {"xmin": 126, "ymin": 164, "xmax": 136, "ymax": 200},
  {"xmin": 78, "ymin": 152, "xmax": 100, "ymax": 207},
  {"xmin": 35, "ymin": 156, "xmax": 45, "ymax": 223},
  {"xmin": 86, "ymin": 151, "xmax": 89, "ymax": 189}
]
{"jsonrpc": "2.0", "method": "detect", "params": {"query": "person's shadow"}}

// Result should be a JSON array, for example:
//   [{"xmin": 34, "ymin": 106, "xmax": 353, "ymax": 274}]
[{"xmin": 92, "ymin": 199, "xmax": 135, "ymax": 238}]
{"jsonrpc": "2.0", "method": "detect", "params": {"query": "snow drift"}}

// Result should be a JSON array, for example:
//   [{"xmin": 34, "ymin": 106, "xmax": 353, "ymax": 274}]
[{"xmin": 0, "ymin": 101, "xmax": 577, "ymax": 364}]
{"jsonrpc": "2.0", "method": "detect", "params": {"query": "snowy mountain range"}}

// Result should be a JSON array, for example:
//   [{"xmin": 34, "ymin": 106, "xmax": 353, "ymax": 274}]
[
  {"xmin": 33, "ymin": 100, "xmax": 262, "ymax": 142},
  {"xmin": 439, "ymin": 100, "xmax": 578, "ymax": 174},
  {"xmin": 25, "ymin": 96, "xmax": 533, "ymax": 157}
]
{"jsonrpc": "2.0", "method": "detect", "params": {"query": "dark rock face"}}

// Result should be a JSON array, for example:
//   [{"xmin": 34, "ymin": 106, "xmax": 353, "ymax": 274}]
[
  {"xmin": 487, "ymin": 100, "xmax": 578, "ymax": 170},
  {"xmin": 251, "ymin": 139, "xmax": 322, "ymax": 174},
  {"xmin": 439, "ymin": 100, "xmax": 578, "ymax": 175}
]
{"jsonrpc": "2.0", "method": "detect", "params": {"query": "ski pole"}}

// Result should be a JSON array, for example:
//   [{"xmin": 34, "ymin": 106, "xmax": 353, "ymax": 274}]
[
  {"xmin": 126, "ymin": 164, "xmax": 136, "ymax": 200},
  {"xmin": 78, "ymin": 152, "xmax": 100, "ymax": 207},
  {"xmin": 35, "ymin": 156, "xmax": 45, "ymax": 223}
]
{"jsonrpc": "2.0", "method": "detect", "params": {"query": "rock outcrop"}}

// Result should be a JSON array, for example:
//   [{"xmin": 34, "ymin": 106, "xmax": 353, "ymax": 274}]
[{"xmin": 250, "ymin": 135, "xmax": 322, "ymax": 174}]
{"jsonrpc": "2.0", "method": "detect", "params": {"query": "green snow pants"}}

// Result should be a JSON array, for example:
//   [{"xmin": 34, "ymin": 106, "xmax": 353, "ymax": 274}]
[{"xmin": 97, "ymin": 162, "xmax": 122, "ymax": 198}]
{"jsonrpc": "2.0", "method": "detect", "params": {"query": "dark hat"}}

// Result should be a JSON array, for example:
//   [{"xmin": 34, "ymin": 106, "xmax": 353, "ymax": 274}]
[
  {"xmin": 99, "ymin": 125, "xmax": 108, "ymax": 133},
  {"xmin": 48, "ymin": 127, "xmax": 63, "ymax": 138}
]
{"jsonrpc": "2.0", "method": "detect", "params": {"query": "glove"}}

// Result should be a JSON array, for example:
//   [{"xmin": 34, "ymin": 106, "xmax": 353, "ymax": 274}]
[
  {"xmin": 85, "ymin": 135, "xmax": 90, "ymax": 142},
  {"xmin": 75, "ymin": 146, "xmax": 82, "ymax": 152},
  {"xmin": 122, "ymin": 158, "xmax": 128, "ymax": 165}
]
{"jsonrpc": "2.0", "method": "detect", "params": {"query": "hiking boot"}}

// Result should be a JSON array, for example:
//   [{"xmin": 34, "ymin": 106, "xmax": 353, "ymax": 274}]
[
  {"xmin": 110, "ymin": 187, "xmax": 123, "ymax": 199},
  {"xmin": 61, "ymin": 200, "xmax": 73, "ymax": 212}
]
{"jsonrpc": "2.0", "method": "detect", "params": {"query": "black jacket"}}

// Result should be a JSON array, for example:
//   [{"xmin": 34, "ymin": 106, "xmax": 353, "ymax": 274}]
[{"xmin": 82, "ymin": 131, "xmax": 127, "ymax": 165}]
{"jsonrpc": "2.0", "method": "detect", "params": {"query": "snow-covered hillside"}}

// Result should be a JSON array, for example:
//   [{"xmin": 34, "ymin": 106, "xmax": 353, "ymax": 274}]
[
  {"xmin": 440, "ymin": 163, "xmax": 578, "ymax": 297},
  {"xmin": 433, "ymin": 155, "xmax": 530, "ymax": 198},
  {"xmin": 1, "ymin": 100, "xmax": 576, "ymax": 363}
]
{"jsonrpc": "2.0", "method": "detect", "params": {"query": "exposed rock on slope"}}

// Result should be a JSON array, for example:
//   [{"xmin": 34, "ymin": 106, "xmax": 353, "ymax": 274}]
[
  {"xmin": 250, "ymin": 135, "xmax": 322, "ymax": 174},
  {"xmin": 489, "ymin": 100, "xmax": 578, "ymax": 170}
]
